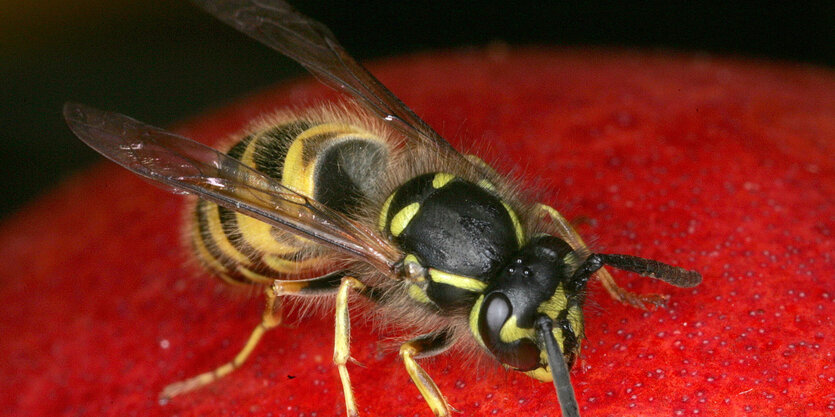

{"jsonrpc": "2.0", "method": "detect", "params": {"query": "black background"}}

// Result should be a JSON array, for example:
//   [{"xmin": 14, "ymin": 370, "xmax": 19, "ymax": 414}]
[{"xmin": 1, "ymin": 0, "xmax": 832, "ymax": 218}]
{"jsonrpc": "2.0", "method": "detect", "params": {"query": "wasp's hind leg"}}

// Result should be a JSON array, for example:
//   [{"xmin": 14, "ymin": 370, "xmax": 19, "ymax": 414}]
[
  {"xmin": 400, "ymin": 331, "xmax": 454, "ymax": 417},
  {"xmin": 160, "ymin": 284, "xmax": 284, "ymax": 399},
  {"xmin": 536, "ymin": 203, "xmax": 668, "ymax": 309},
  {"xmin": 160, "ymin": 270, "xmax": 346, "ymax": 400}
]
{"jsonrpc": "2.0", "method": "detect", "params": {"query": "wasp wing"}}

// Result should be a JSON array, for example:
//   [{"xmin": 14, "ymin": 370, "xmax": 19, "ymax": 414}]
[
  {"xmin": 191, "ymin": 0, "xmax": 462, "ymax": 157},
  {"xmin": 64, "ymin": 102, "xmax": 402, "ymax": 274}
]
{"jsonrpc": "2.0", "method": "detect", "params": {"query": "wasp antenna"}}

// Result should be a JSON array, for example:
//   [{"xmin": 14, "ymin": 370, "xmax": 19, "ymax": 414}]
[
  {"xmin": 570, "ymin": 253, "xmax": 701, "ymax": 289},
  {"xmin": 598, "ymin": 254, "xmax": 702, "ymax": 288},
  {"xmin": 535, "ymin": 316, "xmax": 581, "ymax": 417}
]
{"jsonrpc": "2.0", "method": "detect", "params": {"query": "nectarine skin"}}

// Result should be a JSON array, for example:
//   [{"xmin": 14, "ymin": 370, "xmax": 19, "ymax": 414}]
[{"xmin": 1, "ymin": 48, "xmax": 833, "ymax": 416}]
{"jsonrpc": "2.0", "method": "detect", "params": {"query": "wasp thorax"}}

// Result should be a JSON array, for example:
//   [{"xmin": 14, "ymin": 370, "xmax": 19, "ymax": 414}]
[{"xmin": 474, "ymin": 235, "xmax": 584, "ymax": 372}]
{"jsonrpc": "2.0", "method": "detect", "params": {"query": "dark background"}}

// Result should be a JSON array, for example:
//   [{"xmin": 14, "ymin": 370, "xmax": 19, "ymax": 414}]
[{"xmin": 2, "ymin": 0, "xmax": 833, "ymax": 219}]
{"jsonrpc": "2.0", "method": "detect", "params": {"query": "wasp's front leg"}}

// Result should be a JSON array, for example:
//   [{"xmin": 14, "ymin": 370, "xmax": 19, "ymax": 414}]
[
  {"xmin": 400, "ymin": 331, "xmax": 454, "ymax": 417},
  {"xmin": 535, "ymin": 203, "xmax": 668, "ymax": 309}
]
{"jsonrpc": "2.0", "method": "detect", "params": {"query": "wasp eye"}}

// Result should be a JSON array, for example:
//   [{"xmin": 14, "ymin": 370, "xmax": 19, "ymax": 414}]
[
  {"xmin": 482, "ymin": 293, "xmax": 511, "ymax": 336},
  {"xmin": 478, "ymin": 293, "xmax": 540, "ymax": 371}
]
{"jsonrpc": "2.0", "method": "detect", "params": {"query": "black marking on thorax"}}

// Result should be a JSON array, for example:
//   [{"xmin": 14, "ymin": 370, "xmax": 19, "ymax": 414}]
[{"xmin": 382, "ymin": 173, "xmax": 522, "ymax": 311}]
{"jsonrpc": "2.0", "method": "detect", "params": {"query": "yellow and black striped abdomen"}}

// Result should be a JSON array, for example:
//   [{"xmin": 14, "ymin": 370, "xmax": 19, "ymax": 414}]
[{"xmin": 187, "ymin": 113, "xmax": 390, "ymax": 285}]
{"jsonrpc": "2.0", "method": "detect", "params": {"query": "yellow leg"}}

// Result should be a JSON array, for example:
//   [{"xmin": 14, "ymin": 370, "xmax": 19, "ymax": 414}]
[
  {"xmin": 160, "ymin": 287, "xmax": 283, "ymax": 399},
  {"xmin": 536, "ymin": 203, "xmax": 667, "ymax": 309},
  {"xmin": 333, "ymin": 276, "xmax": 366, "ymax": 417},
  {"xmin": 536, "ymin": 203, "xmax": 588, "ymax": 251},
  {"xmin": 595, "ymin": 267, "xmax": 669, "ymax": 309},
  {"xmin": 400, "ymin": 332, "xmax": 453, "ymax": 417}
]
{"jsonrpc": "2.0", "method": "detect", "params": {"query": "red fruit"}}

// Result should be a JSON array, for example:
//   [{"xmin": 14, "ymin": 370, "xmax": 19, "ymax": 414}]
[{"xmin": 1, "ymin": 49, "xmax": 833, "ymax": 416}]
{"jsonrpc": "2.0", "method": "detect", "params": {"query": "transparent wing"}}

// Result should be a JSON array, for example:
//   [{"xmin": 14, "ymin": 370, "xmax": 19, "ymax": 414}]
[
  {"xmin": 64, "ymin": 102, "xmax": 402, "ymax": 274},
  {"xmin": 191, "ymin": 0, "xmax": 461, "ymax": 157}
]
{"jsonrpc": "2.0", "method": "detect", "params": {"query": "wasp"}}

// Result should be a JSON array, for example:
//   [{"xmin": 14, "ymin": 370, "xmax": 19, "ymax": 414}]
[{"xmin": 64, "ymin": 1, "xmax": 702, "ymax": 416}]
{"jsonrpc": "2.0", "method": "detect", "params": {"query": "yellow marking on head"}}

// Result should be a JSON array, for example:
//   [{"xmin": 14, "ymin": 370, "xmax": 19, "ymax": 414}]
[
  {"xmin": 390, "ymin": 202, "xmax": 420, "ymax": 237},
  {"xmin": 502, "ymin": 202, "xmax": 525, "ymax": 247},
  {"xmin": 535, "ymin": 288, "xmax": 585, "ymax": 355},
  {"xmin": 432, "ymin": 172, "xmax": 455, "ymax": 189},
  {"xmin": 428, "ymin": 268, "xmax": 487, "ymax": 292},
  {"xmin": 539, "ymin": 348, "xmax": 549, "ymax": 364},
  {"xmin": 537, "ymin": 291, "xmax": 585, "ymax": 345},
  {"xmin": 552, "ymin": 325, "xmax": 583, "ymax": 362},
  {"xmin": 469, "ymin": 295, "xmax": 487, "ymax": 348},
  {"xmin": 378, "ymin": 193, "xmax": 395, "ymax": 231},
  {"xmin": 532, "ymin": 329, "xmax": 570, "ymax": 369},
  {"xmin": 407, "ymin": 284, "xmax": 431, "ymax": 304},
  {"xmin": 524, "ymin": 366, "xmax": 552, "ymax": 382},
  {"xmin": 206, "ymin": 207, "xmax": 251, "ymax": 265},
  {"xmin": 477, "ymin": 179, "xmax": 496, "ymax": 191},
  {"xmin": 568, "ymin": 305, "xmax": 585, "ymax": 340},
  {"xmin": 536, "ymin": 284, "xmax": 568, "ymax": 319},
  {"xmin": 498, "ymin": 315, "xmax": 534, "ymax": 343},
  {"xmin": 522, "ymin": 328, "xmax": 583, "ymax": 383},
  {"xmin": 539, "ymin": 316, "xmax": 583, "ymax": 364}
]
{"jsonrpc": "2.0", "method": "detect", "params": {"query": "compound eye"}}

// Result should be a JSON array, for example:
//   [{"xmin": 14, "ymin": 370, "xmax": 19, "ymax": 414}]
[
  {"xmin": 482, "ymin": 293, "xmax": 511, "ymax": 338},
  {"xmin": 478, "ymin": 293, "xmax": 540, "ymax": 371}
]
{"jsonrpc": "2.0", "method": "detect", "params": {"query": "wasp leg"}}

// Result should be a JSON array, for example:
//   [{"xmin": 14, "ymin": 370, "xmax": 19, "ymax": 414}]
[
  {"xmin": 160, "ymin": 285, "xmax": 284, "ymax": 399},
  {"xmin": 278, "ymin": 271, "xmax": 371, "ymax": 416},
  {"xmin": 400, "ymin": 331, "xmax": 454, "ymax": 417},
  {"xmin": 276, "ymin": 273, "xmax": 371, "ymax": 416},
  {"xmin": 160, "ymin": 270, "xmax": 346, "ymax": 400},
  {"xmin": 595, "ymin": 267, "xmax": 668, "ymax": 309},
  {"xmin": 332, "ymin": 276, "xmax": 368, "ymax": 417},
  {"xmin": 535, "ymin": 203, "xmax": 668, "ymax": 309},
  {"xmin": 535, "ymin": 203, "xmax": 593, "ymax": 252},
  {"xmin": 272, "ymin": 270, "xmax": 347, "ymax": 297}
]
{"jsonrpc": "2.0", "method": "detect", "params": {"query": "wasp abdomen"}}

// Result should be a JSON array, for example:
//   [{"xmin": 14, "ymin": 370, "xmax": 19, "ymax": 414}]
[
  {"xmin": 379, "ymin": 173, "xmax": 525, "ymax": 311},
  {"xmin": 189, "ymin": 117, "xmax": 390, "ymax": 285},
  {"xmin": 314, "ymin": 138, "xmax": 387, "ymax": 213}
]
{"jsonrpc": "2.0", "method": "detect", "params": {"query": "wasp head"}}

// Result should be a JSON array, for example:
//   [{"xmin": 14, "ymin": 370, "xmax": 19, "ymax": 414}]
[
  {"xmin": 469, "ymin": 233, "xmax": 701, "ymax": 416},
  {"xmin": 470, "ymin": 235, "xmax": 587, "ymax": 377}
]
